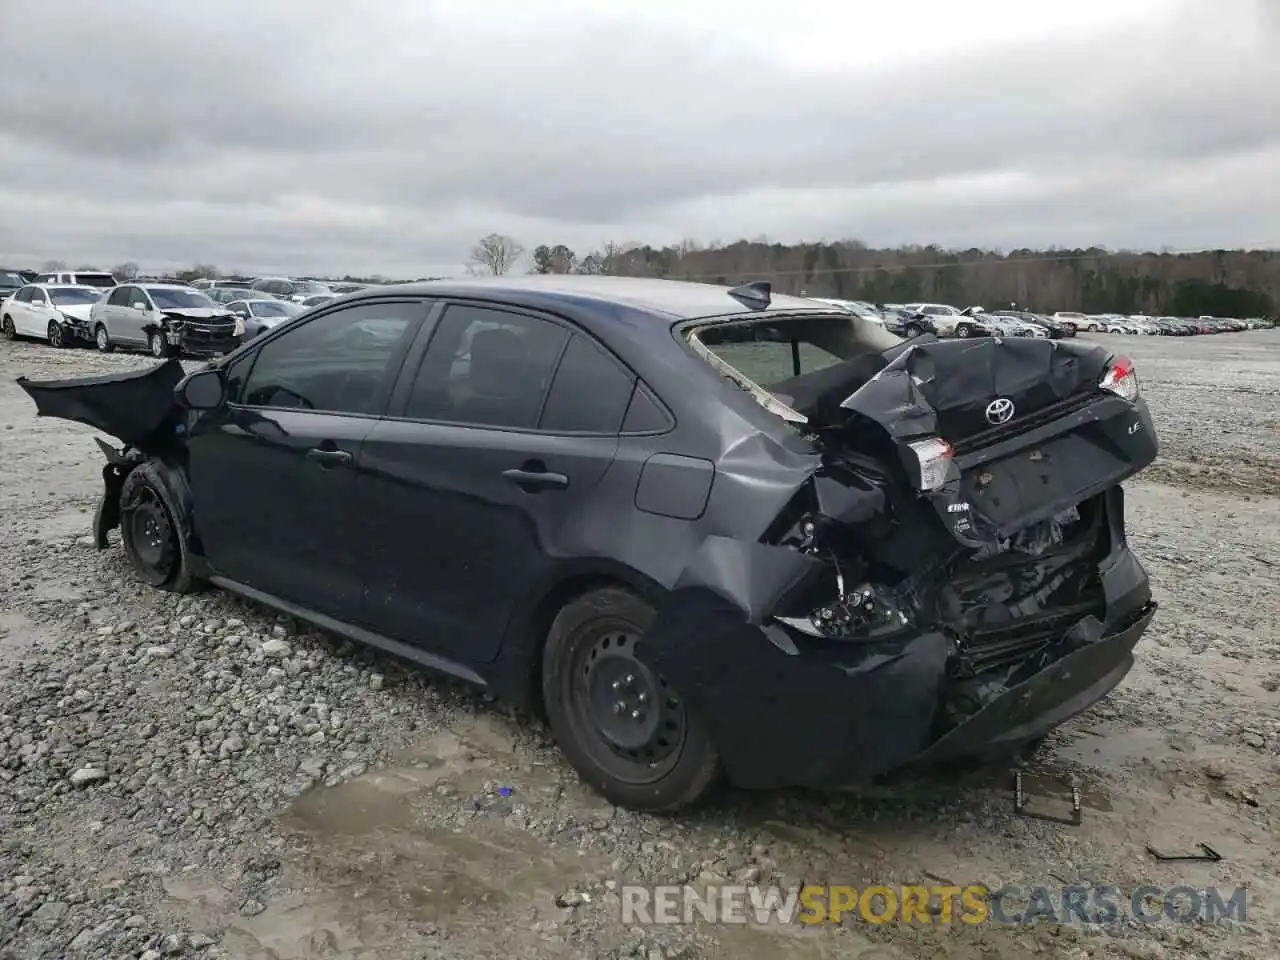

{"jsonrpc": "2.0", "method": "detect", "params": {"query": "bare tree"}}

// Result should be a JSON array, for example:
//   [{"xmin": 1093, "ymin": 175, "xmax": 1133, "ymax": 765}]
[
  {"xmin": 40, "ymin": 260, "xmax": 66, "ymax": 271},
  {"xmin": 467, "ymin": 234, "xmax": 525, "ymax": 275},
  {"xmin": 112, "ymin": 261, "xmax": 139, "ymax": 280}
]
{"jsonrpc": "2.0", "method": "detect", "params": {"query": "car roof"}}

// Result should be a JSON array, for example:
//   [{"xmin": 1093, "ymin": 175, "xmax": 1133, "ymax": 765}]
[
  {"xmin": 136, "ymin": 283, "xmax": 197, "ymax": 290},
  {"xmin": 343, "ymin": 275, "xmax": 829, "ymax": 322}
]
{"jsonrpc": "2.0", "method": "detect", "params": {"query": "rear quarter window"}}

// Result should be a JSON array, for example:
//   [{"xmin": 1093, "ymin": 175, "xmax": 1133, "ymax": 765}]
[{"xmin": 538, "ymin": 334, "xmax": 636, "ymax": 434}]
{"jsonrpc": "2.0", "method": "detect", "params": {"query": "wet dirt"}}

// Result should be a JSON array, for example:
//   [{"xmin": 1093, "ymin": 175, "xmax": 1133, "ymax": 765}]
[{"xmin": 0, "ymin": 332, "xmax": 1277, "ymax": 960}]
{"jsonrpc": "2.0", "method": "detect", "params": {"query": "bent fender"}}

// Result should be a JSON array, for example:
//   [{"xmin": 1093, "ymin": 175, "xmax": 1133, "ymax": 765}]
[{"xmin": 16, "ymin": 358, "xmax": 186, "ymax": 447}]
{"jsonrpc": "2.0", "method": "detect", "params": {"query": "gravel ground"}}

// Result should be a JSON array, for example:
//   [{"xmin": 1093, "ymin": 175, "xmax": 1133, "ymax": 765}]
[{"xmin": 1, "ymin": 330, "xmax": 1277, "ymax": 960}]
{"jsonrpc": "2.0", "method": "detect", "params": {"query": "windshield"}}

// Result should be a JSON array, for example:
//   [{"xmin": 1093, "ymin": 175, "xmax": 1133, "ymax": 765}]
[
  {"xmin": 76, "ymin": 273, "xmax": 117, "ymax": 288},
  {"xmin": 0, "ymin": 271, "xmax": 24, "ymax": 287},
  {"xmin": 49, "ymin": 287, "xmax": 102, "ymax": 305},
  {"xmin": 147, "ymin": 288, "xmax": 217, "ymax": 310},
  {"xmin": 293, "ymin": 280, "xmax": 331, "ymax": 294},
  {"xmin": 215, "ymin": 280, "xmax": 253, "ymax": 289},
  {"xmin": 249, "ymin": 300, "xmax": 292, "ymax": 317},
  {"xmin": 686, "ymin": 313, "xmax": 902, "ymax": 425}
]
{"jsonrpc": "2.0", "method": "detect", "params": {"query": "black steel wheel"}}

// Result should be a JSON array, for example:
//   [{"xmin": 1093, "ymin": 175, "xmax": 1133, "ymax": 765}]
[
  {"xmin": 47, "ymin": 320, "xmax": 65, "ymax": 348},
  {"xmin": 542, "ymin": 587, "xmax": 720, "ymax": 811},
  {"xmin": 119, "ymin": 462, "xmax": 196, "ymax": 592}
]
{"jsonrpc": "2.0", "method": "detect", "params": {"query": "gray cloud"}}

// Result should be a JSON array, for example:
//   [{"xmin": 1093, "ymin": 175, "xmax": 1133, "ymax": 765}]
[{"xmin": 1, "ymin": 0, "xmax": 1277, "ymax": 276}]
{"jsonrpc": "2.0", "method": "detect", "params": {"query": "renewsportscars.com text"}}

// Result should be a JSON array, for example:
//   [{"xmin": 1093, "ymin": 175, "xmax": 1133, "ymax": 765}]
[{"xmin": 619, "ymin": 883, "xmax": 1248, "ymax": 926}]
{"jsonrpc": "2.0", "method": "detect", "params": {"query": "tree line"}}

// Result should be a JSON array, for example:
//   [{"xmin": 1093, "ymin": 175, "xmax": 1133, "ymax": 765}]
[
  {"xmin": 41, "ymin": 234, "xmax": 1278, "ymax": 318},
  {"xmin": 470, "ymin": 235, "xmax": 1277, "ymax": 318}
]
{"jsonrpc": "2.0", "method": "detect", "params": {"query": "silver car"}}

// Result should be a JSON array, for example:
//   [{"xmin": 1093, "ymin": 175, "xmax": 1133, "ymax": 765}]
[{"xmin": 88, "ymin": 283, "xmax": 243, "ymax": 357}]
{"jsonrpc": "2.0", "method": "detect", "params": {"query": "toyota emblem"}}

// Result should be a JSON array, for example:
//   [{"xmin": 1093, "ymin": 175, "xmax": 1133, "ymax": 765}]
[{"xmin": 985, "ymin": 397, "xmax": 1015, "ymax": 425}]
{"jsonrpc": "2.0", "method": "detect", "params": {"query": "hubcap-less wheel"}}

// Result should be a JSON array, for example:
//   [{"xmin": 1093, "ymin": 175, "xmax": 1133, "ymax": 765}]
[
  {"xmin": 572, "ymin": 625, "xmax": 687, "ymax": 783},
  {"xmin": 127, "ymin": 488, "xmax": 177, "ymax": 583}
]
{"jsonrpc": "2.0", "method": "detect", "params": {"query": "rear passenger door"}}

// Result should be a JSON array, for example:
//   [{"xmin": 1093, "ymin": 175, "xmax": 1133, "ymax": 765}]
[
  {"xmin": 102, "ymin": 285, "xmax": 137, "ymax": 343},
  {"xmin": 353, "ymin": 302, "xmax": 636, "ymax": 664}
]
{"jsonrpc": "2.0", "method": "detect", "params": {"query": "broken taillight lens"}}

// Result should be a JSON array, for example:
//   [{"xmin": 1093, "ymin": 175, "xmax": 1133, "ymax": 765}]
[
  {"xmin": 1099, "ymin": 356, "xmax": 1139, "ymax": 401},
  {"xmin": 906, "ymin": 437, "xmax": 954, "ymax": 492}
]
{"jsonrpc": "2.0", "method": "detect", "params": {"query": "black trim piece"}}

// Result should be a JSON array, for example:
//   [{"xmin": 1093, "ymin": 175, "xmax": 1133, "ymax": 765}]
[{"xmin": 208, "ymin": 575, "xmax": 488, "ymax": 687}]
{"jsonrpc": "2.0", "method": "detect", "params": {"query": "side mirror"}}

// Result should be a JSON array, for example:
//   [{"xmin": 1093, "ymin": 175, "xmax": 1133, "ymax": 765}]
[
  {"xmin": 175, "ymin": 368, "xmax": 225, "ymax": 410},
  {"xmin": 132, "ymin": 301, "xmax": 149, "ymax": 311}
]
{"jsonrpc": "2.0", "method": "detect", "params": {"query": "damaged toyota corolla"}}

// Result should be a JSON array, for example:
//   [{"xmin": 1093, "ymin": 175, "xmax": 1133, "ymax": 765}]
[{"xmin": 17, "ymin": 276, "xmax": 1159, "ymax": 812}]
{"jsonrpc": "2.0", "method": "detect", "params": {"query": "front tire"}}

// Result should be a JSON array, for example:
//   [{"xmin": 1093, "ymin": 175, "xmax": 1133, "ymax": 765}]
[
  {"xmin": 1, "ymin": 315, "xmax": 14, "ymax": 341},
  {"xmin": 542, "ymin": 587, "xmax": 721, "ymax": 811},
  {"xmin": 48, "ymin": 320, "xmax": 65, "ymax": 348},
  {"xmin": 148, "ymin": 330, "xmax": 171, "ymax": 358},
  {"xmin": 95, "ymin": 324, "xmax": 114, "ymax": 353},
  {"xmin": 903, "ymin": 323, "xmax": 923, "ymax": 338},
  {"xmin": 956, "ymin": 323, "xmax": 973, "ymax": 338},
  {"xmin": 119, "ymin": 462, "xmax": 196, "ymax": 593}
]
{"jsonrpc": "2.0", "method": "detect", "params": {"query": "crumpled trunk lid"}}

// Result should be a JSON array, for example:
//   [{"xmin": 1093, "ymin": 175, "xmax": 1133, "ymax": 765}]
[
  {"xmin": 16, "ymin": 358, "xmax": 185, "ymax": 447},
  {"xmin": 839, "ymin": 337, "xmax": 1157, "ymax": 550}
]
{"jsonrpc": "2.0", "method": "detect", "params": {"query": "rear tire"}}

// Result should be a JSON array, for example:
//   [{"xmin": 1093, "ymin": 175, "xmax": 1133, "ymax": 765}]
[
  {"xmin": 1, "ymin": 316, "xmax": 14, "ymax": 341},
  {"xmin": 47, "ymin": 320, "xmax": 65, "ymax": 348},
  {"xmin": 119, "ymin": 462, "xmax": 196, "ymax": 593},
  {"xmin": 542, "ymin": 587, "xmax": 721, "ymax": 811},
  {"xmin": 95, "ymin": 324, "xmax": 114, "ymax": 353}
]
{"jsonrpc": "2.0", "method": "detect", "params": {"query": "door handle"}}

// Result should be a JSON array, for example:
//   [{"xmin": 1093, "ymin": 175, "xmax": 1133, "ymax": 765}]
[
  {"xmin": 502, "ymin": 467, "xmax": 569, "ymax": 492},
  {"xmin": 306, "ymin": 447, "xmax": 353, "ymax": 467}
]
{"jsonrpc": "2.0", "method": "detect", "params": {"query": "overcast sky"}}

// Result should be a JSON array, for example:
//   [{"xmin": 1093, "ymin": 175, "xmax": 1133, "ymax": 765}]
[{"xmin": 1, "ymin": 0, "xmax": 1277, "ymax": 277}]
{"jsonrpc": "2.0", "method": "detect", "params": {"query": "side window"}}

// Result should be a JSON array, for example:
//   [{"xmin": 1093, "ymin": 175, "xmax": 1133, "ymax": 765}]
[
  {"xmin": 107, "ymin": 286, "xmax": 131, "ymax": 306},
  {"xmin": 14, "ymin": 288, "xmax": 32, "ymax": 303},
  {"xmin": 29, "ymin": 288, "xmax": 47, "ymax": 305},
  {"xmin": 622, "ymin": 381, "xmax": 672, "ymax": 434},
  {"xmin": 538, "ymin": 334, "xmax": 636, "ymax": 434},
  {"xmin": 403, "ymin": 305, "xmax": 569, "ymax": 429},
  {"xmin": 239, "ymin": 301, "xmax": 421, "ymax": 414},
  {"xmin": 36, "ymin": 274, "xmax": 54, "ymax": 284}
]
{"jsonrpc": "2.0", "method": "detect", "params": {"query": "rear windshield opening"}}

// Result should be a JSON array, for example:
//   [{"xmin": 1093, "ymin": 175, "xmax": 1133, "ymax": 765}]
[{"xmin": 686, "ymin": 312, "xmax": 901, "ymax": 426}]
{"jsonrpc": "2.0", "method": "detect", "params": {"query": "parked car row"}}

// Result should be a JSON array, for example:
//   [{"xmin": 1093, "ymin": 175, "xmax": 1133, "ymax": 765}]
[
  {"xmin": 0, "ymin": 281, "xmax": 313, "ymax": 357},
  {"xmin": 1073, "ymin": 314, "xmax": 1269, "ymax": 335},
  {"xmin": 810, "ymin": 298, "xmax": 1273, "ymax": 340}
]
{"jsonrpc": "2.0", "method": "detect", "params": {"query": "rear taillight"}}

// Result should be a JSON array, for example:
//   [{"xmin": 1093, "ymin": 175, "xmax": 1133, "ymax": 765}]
[
  {"xmin": 907, "ymin": 437, "xmax": 954, "ymax": 491},
  {"xmin": 1099, "ymin": 356, "xmax": 1139, "ymax": 401}
]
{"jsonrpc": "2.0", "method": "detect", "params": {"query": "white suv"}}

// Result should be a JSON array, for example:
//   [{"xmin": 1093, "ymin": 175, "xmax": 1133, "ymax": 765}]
[{"xmin": 35, "ymin": 270, "xmax": 117, "ymax": 289}]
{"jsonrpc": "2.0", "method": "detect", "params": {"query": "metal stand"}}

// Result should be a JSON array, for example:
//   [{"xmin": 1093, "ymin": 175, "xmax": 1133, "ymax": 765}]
[{"xmin": 1013, "ymin": 770, "xmax": 1083, "ymax": 825}]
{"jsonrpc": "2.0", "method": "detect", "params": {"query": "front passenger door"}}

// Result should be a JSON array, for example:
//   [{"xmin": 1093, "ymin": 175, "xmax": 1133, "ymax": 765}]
[{"xmin": 185, "ymin": 299, "xmax": 428, "ymax": 621}]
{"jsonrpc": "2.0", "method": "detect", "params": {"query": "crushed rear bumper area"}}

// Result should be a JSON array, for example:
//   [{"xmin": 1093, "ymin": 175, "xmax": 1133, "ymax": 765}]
[{"xmin": 638, "ymin": 494, "xmax": 1155, "ymax": 792}]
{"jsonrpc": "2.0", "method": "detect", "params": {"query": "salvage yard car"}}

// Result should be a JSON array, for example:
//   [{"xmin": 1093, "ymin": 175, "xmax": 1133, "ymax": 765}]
[
  {"xmin": 88, "ymin": 283, "xmax": 243, "ymax": 357},
  {"xmin": 17, "ymin": 276, "xmax": 1159, "ymax": 811},
  {"xmin": 1, "ymin": 283, "xmax": 103, "ymax": 347}
]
